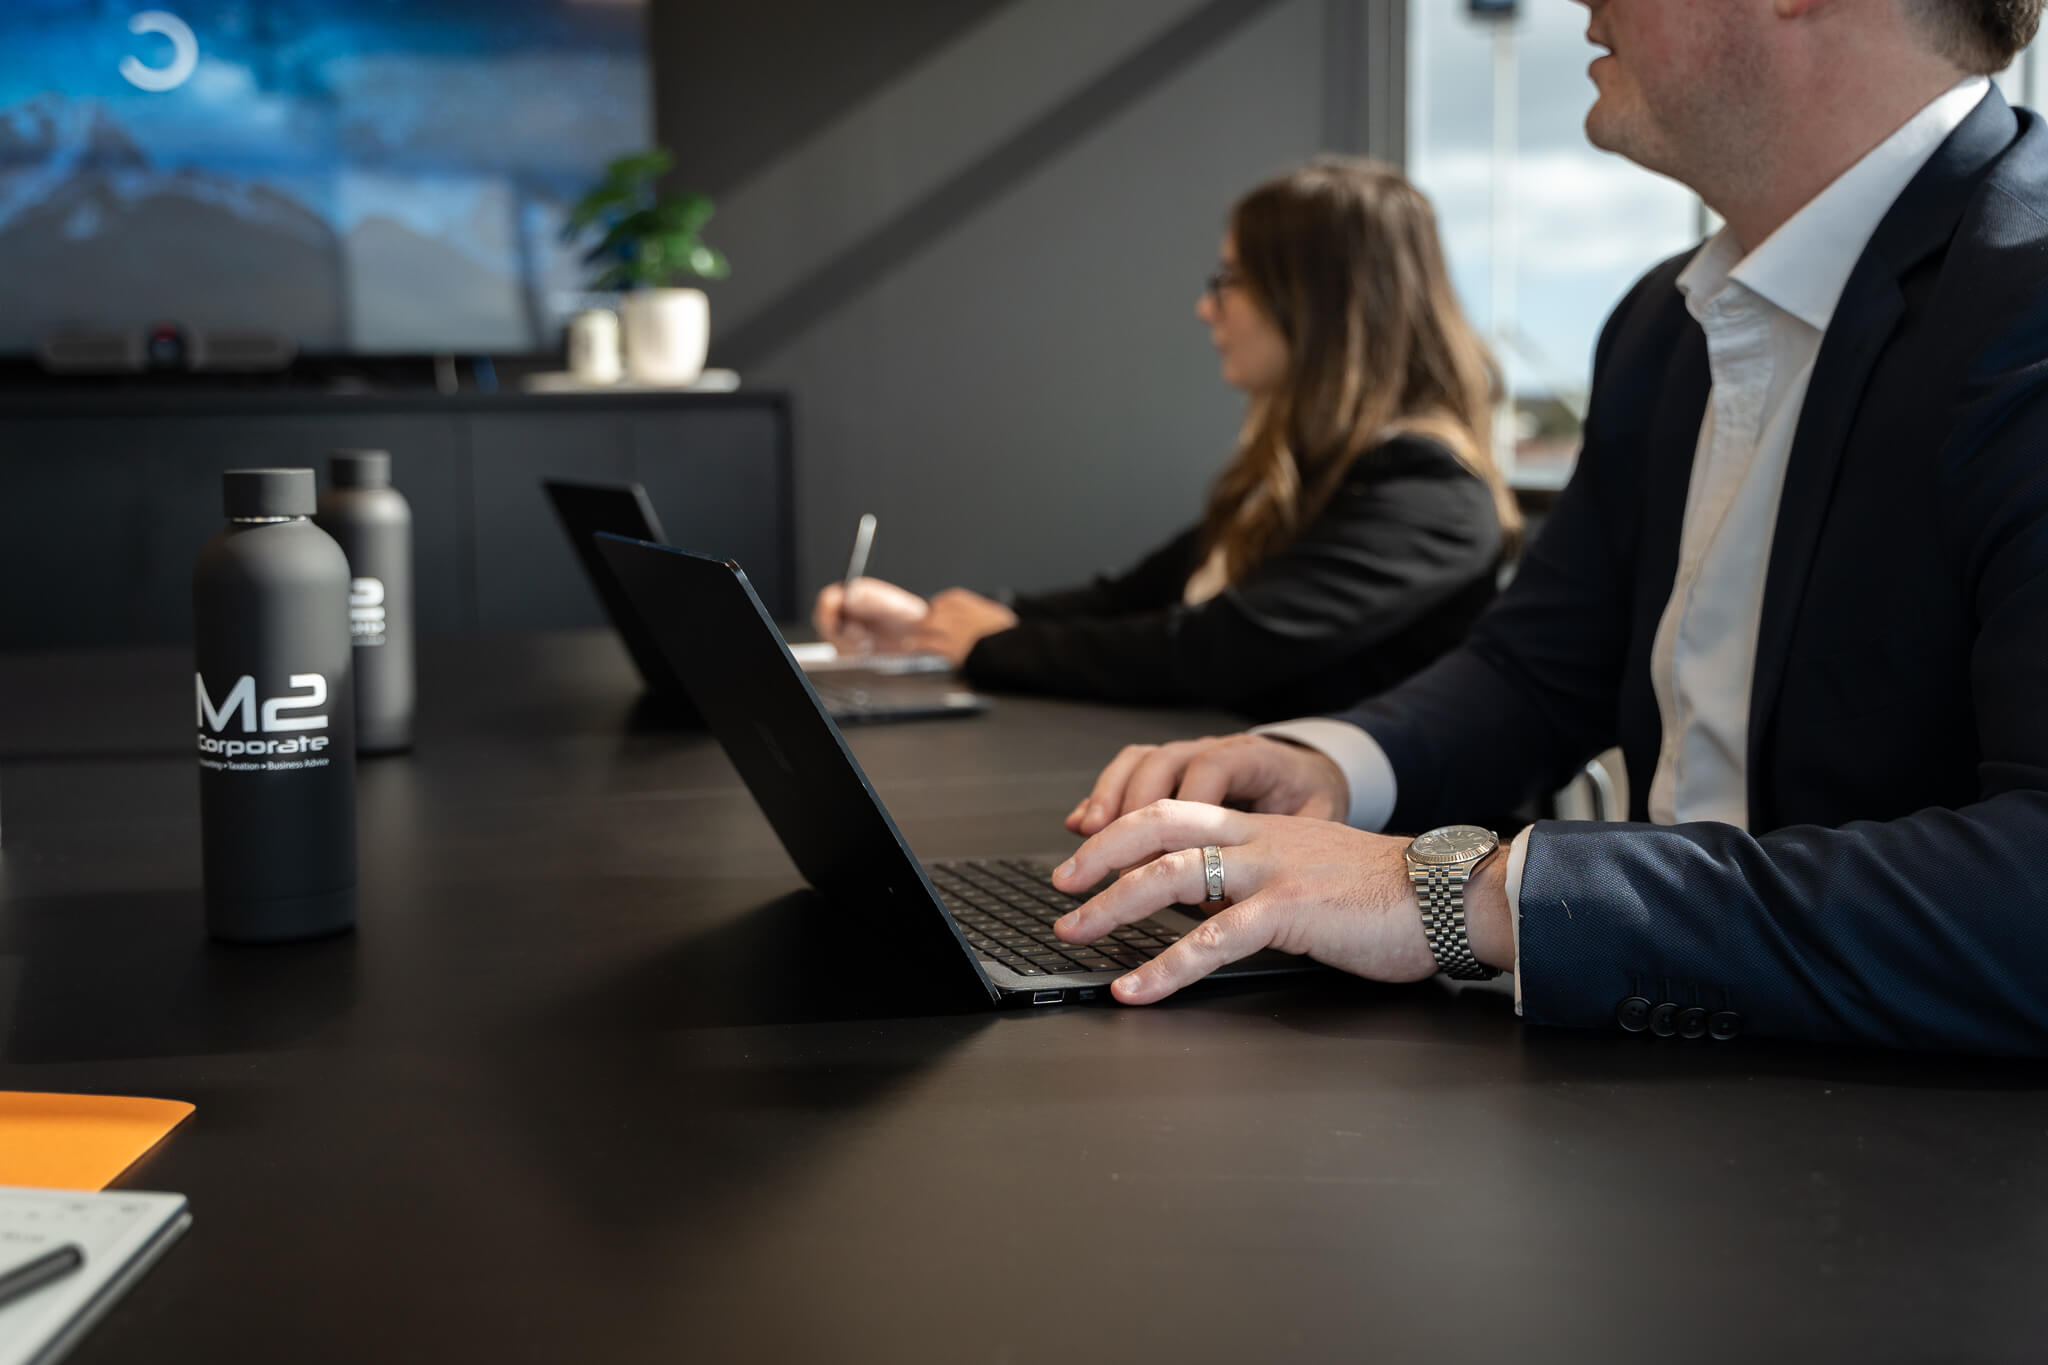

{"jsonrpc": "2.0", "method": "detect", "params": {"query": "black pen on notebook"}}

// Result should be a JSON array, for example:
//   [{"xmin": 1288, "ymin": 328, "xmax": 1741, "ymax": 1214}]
[
  {"xmin": 0, "ymin": 1243, "xmax": 84, "ymax": 1311},
  {"xmin": 842, "ymin": 513, "xmax": 877, "ymax": 591}
]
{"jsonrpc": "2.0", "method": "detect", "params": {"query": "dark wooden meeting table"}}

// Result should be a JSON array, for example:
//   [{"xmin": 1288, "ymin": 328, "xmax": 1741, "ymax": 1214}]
[{"xmin": 2, "ymin": 630, "xmax": 2046, "ymax": 1363}]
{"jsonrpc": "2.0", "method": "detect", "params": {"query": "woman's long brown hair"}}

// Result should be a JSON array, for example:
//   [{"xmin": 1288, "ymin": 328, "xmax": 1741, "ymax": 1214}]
[{"xmin": 1198, "ymin": 157, "xmax": 1519, "ymax": 581}]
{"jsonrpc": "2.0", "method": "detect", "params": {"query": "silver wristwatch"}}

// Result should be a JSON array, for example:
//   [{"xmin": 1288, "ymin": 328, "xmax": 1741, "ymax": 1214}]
[{"xmin": 1404, "ymin": 824, "xmax": 1502, "ymax": 980}]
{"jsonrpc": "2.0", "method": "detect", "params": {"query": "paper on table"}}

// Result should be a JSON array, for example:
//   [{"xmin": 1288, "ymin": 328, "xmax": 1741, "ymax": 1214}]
[
  {"xmin": 0, "ymin": 1187, "xmax": 190, "ymax": 1365},
  {"xmin": 0, "ymin": 1094, "xmax": 194, "ymax": 1191}
]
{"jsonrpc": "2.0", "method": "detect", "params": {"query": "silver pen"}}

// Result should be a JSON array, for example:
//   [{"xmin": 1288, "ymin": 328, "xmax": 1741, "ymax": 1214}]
[{"xmin": 842, "ymin": 513, "xmax": 877, "ymax": 590}]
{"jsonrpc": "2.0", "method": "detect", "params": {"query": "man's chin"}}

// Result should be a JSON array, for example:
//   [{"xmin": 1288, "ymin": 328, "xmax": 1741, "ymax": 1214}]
[
  {"xmin": 1583, "ymin": 101, "xmax": 1626, "ymax": 154},
  {"xmin": 1583, "ymin": 102, "xmax": 1653, "ymax": 166}
]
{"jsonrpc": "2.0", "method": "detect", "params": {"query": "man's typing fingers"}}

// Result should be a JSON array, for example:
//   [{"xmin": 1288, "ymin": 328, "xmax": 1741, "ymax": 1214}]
[
  {"xmin": 1176, "ymin": 735, "xmax": 1348, "ymax": 819},
  {"xmin": 1054, "ymin": 846, "xmax": 1237, "ymax": 943},
  {"xmin": 1072, "ymin": 743, "xmax": 1167, "ymax": 834},
  {"xmin": 1053, "ymin": 799, "xmax": 1248, "ymax": 894},
  {"xmin": 1173, "ymin": 734, "xmax": 1290, "ymax": 809},
  {"xmin": 1111, "ymin": 897, "xmax": 1282, "ymax": 1005},
  {"xmin": 1121, "ymin": 740, "xmax": 1242, "ymax": 818}
]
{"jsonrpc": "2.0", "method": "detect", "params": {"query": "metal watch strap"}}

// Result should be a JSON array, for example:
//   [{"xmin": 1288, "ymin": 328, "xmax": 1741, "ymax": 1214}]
[{"xmin": 1409, "ymin": 859, "xmax": 1500, "ymax": 980}]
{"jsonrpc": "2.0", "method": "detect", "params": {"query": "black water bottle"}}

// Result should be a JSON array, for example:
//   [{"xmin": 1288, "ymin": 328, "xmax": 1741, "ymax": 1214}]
[
  {"xmin": 316, "ymin": 449, "xmax": 414, "ymax": 753},
  {"xmin": 193, "ymin": 468, "xmax": 357, "ymax": 942}
]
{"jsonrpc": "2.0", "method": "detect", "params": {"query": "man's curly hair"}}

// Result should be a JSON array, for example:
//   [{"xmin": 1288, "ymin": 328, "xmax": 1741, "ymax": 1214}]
[{"xmin": 1906, "ymin": 0, "xmax": 2045, "ymax": 73}]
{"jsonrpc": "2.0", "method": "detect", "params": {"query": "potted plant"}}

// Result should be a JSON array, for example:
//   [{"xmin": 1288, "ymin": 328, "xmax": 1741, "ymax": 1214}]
[{"xmin": 563, "ymin": 149, "xmax": 730, "ymax": 385}]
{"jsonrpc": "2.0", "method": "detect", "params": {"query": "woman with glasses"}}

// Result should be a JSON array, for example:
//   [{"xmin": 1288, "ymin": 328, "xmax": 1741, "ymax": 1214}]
[{"xmin": 812, "ymin": 157, "xmax": 1519, "ymax": 722}]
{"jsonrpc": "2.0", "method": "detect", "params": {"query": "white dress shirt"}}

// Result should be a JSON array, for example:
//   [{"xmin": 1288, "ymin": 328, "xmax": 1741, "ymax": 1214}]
[{"xmin": 1256, "ymin": 76, "xmax": 1990, "ymax": 1005}]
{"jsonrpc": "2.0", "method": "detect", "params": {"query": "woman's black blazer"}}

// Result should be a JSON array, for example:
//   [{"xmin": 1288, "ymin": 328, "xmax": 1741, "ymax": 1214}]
[{"xmin": 962, "ymin": 433, "xmax": 1505, "ymax": 721}]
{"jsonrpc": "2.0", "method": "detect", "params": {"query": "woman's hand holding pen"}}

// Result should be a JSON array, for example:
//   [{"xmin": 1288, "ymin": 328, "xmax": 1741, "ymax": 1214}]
[
  {"xmin": 814, "ymin": 513, "xmax": 1018, "ymax": 663},
  {"xmin": 812, "ymin": 576, "xmax": 932, "ymax": 654},
  {"xmin": 813, "ymin": 578, "xmax": 1019, "ymax": 664}
]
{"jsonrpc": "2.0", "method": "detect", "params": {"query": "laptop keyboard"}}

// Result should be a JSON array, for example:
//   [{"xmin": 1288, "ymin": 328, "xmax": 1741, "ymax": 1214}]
[{"xmin": 927, "ymin": 858, "xmax": 1185, "ymax": 977}]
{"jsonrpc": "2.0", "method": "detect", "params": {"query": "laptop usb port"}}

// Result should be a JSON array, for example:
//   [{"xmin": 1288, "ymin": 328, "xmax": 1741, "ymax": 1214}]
[{"xmin": 1030, "ymin": 989, "xmax": 1064, "ymax": 1006}]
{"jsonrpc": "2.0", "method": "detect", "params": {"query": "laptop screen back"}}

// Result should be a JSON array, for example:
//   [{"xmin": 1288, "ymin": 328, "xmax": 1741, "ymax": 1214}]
[
  {"xmin": 543, "ymin": 480, "xmax": 687, "ymax": 696},
  {"xmin": 593, "ymin": 533, "xmax": 997, "ymax": 1005}
]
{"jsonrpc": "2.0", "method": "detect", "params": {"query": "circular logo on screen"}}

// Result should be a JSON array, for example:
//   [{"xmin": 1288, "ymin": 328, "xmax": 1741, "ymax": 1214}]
[{"xmin": 120, "ymin": 11, "xmax": 199, "ymax": 93}]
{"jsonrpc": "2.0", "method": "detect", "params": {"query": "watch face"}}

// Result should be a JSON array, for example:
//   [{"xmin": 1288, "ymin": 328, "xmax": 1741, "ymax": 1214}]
[{"xmin": 1409, "ymin": 824, "xmax": 1498, "ymax": 866}]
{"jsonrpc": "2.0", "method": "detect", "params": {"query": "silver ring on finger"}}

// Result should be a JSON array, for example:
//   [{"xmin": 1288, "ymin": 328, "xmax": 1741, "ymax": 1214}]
[{"xmin": 1201, "ymin": 845, "xmax": 1226, "ymax": 902}]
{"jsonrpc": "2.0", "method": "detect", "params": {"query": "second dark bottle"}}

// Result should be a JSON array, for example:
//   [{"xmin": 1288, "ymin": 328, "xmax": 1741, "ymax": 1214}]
[{"xmin": 316, "ymin": 450, "xmax": 415, "ymax": 753}]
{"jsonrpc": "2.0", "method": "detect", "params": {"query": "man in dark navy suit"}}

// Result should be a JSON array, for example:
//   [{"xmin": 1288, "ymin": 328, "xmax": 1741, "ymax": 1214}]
[{"xmin": 1045, "ymin": 0, "xmax": 2048, "ymax": 1053}]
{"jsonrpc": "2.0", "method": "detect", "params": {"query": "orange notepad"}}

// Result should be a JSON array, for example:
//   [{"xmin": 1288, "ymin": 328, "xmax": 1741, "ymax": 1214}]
[{"xmin": 0, "ymin": 1092, "xmax": 195, "ymax": 1190}]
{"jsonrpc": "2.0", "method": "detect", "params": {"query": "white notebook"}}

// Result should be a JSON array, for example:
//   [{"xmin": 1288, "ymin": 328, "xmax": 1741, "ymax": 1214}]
[
  {"xmin": 0, "ymin": 1188, "xmax": 189, "ymax": 1365},
  {"xmin": 787, "ymin": 642, "xmax": 952, "ymax": 674}
]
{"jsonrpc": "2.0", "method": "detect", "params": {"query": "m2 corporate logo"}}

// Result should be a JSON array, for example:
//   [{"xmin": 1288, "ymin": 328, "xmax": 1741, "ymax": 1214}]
[
  {"xmin": 349, "ymin": 578, "xmax": 388, "ymax": 645},
  {"xmin": 195, "ymin": 672, "xmax": 333, "ymax": 769}
]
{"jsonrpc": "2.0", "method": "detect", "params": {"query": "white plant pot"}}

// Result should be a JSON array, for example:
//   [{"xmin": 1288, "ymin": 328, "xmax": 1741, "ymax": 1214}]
[
  {"xmin": 565, "ymin": 308, "xmax": 622, "ymax": 385},
  {"xmin": 620, "ymin": 288, "xmax": 709, "ymax": 386}
]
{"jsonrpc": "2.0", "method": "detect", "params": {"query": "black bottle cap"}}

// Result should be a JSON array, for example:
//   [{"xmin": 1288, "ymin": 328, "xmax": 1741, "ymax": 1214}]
[
  {"xmin": 222, "ymin": 468, "xmax": 315, "ymax": 519},
  {"xmin": 329, "ymin": 449, "xmax": 392, "ymax": 489}
]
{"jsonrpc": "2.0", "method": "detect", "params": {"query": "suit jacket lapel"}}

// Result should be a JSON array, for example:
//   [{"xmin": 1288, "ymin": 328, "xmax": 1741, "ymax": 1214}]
[
  {"xmin": 1639, "ymin": 327, "xmax": 1708, "ymax": 629},
  {"xmin": 1743, "ymin": 268, "xmax": 1904, "ymax": 808},
  {"xmin": 1745, "ymin": 89, "xmax": 2020, "ymax": 815}
]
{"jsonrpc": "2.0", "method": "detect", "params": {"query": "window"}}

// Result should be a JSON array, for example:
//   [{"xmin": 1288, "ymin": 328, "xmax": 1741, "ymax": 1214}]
[
  {"xmin": 1992, "ymin": 36, "xmax": 2047, "ymax": 109},
  {"xmin": 1407, "ymin": 2, "xmax": 1701, "ymax": 485}
]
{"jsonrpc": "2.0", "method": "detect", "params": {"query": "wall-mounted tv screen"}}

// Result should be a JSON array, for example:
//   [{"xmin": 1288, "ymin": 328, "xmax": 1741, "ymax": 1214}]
[{"xmin": 0, "ymin": 1, "xmax": 650, "ymax": 355}]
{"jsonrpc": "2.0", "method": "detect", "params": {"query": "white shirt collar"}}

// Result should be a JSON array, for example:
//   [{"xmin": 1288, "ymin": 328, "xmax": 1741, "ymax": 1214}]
[{"xmin": 1678, "ymin": 75, "xmax": 1989, "ymax": 331}]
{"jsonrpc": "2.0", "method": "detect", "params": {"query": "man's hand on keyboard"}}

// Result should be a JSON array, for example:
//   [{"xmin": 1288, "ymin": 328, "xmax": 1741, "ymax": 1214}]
[
  {"xmin": 1050, "ymin": 799, "xmax": 1512, "ymax": 1004},
  {"xmin": 1065, "ymin": 734, "xmax": 1348, "ymax": 836}
]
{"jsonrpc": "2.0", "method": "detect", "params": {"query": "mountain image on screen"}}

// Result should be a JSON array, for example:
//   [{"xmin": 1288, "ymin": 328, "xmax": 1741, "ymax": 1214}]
[{"xmin": 0, "ymin": 1, "xmax": 649, "ymax": 356}]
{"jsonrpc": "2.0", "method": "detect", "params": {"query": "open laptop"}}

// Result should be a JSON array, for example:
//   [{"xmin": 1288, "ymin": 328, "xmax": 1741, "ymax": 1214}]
[
  {"xmin": 595, "ymin": 533, "xmax": 1321, "ymax": 1007},
  {"xmin": 543, "ymin": 479, "xmax": 988, "ymax": 724}
]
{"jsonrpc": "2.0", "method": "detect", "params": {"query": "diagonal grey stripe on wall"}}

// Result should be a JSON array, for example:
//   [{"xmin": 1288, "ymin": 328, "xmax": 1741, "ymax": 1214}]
[
  {"xmin": 717, "ymin": 0, "xmax": 1293, "ymax": 373},
  {"xmin": 1321, "ymin": 0, "xmax": 1405, "ymax": 164},
  {"xmin": 651, "ymin": 0, "xmax": 1014, "ymax": 196}
]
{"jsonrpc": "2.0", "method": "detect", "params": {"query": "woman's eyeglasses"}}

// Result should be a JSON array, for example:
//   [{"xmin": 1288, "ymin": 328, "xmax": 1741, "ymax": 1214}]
[{"xmin": 1204, "ymin": 265, "xmax": 1242, "ymax": 302}]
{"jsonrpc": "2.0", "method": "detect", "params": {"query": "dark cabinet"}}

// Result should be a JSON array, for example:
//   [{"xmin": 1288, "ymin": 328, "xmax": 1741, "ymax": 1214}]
[{"xmin": 0, "ymin": 391, "xmax": 793, "ymax": 647}]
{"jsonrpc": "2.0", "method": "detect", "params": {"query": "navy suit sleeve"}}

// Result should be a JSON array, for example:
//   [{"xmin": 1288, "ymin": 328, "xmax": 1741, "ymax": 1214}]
[
  {"xmin": 1518, "ymin": 330, "xmax": 2048, "ymax": 1053},
  {"xmin": 1329, "ymin": 266, "xmax": 1676, "ymax": 823}
]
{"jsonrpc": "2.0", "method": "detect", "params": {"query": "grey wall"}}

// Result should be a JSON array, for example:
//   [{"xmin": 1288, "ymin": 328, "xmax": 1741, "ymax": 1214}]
[{"xmin": 653, "ymin": 0, "xmax": 1403, "ymax": 603}]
